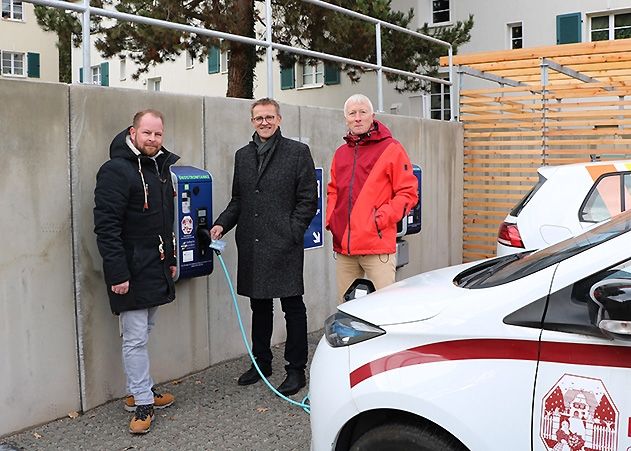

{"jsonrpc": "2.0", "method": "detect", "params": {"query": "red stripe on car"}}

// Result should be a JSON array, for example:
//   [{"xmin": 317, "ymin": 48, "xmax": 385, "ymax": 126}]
[{"xmin": 349, "ymin": 339, "xmax": 631, "ymax": 388}]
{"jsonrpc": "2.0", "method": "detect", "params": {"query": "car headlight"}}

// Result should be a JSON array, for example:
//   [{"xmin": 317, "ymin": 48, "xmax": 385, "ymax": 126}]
[{"xmin": 324, "ymin": 311, "xmax": 385, "ymax": 347}]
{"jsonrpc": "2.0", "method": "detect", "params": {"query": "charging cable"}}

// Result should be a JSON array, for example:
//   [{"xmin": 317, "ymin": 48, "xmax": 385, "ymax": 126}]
[{"xmin": 209, "ymin": 239, "xmax": 310, "ymax": 414}]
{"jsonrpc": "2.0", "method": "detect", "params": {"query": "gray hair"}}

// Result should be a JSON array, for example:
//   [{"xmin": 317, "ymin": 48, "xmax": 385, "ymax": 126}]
[{"xmin": 344, "ymin": 94, "xmax": 374, "ymax": 115}]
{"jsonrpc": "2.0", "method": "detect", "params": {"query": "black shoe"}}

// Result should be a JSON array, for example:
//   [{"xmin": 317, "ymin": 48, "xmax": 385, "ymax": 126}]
[
  {"xmin": 237, "ymin": 363, "xmax": 272, "ymax": 386},
  {"xmin": 277, "ymin": 370, "xmax": 306, "ymax": 396}
]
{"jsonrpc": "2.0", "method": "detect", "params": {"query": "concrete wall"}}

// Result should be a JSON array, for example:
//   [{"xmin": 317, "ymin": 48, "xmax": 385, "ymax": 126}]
[{"xmin": 0, "ymin": 78, "xmax": 463, "ymax": 436}]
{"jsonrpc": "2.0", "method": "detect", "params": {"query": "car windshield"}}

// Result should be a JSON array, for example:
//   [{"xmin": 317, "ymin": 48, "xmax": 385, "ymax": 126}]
[{"xmin": 455, "ymin": 209, "xmax": 631, "ymax": 288}]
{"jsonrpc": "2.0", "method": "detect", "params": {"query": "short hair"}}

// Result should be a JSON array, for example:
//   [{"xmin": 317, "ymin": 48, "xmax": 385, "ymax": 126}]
[
  {"xmin": 344, "ymin": 94, "xmax": 374, "ymax": 115},
  {"xmin": 133, "ymin": 109, "xmax": 164, "ymax": 128},
  {"xmin": 251, "ymin": 98, "xmax": 281, "ymax": 117}
]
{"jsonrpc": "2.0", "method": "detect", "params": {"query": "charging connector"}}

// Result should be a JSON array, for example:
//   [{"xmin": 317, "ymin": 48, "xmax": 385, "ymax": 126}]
[{"xmin": 209, "ymin": 239, "xmax": 227, "ymax": 254}]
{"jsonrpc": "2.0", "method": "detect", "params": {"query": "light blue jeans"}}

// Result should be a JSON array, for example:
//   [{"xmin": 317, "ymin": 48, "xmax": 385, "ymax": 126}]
[{"xmin": 120, "ymin": 307, "xmax": 158, "ymax": 406}]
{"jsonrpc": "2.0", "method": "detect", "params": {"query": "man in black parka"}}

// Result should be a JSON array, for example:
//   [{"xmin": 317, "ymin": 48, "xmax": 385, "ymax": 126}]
[
  {"xmin": 94, "ymin": 109, "xmax": 178, "ymax": 434},
  {"xmin": 210, "ymin": 98, "xmax": 317, "ymax": 396}
]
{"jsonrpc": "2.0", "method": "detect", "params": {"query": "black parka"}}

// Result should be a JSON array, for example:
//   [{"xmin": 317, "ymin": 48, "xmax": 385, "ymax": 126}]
[
  {"xmin": 214, "ymin": 131, "xmax": 318, "ymax": 299},
  {"xmin": 94, "ymin": 128, "xmax": 180, "ymax": 314}
]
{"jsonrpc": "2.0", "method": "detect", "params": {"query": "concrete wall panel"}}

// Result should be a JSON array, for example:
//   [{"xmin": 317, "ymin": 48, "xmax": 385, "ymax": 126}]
[
  {"xmin": 0, "ymin": 80, "xmax": 79, "ymax": 435},
  {"xmin": 70, "ymin": 85, "xmax": 210, "ymax": 409}
]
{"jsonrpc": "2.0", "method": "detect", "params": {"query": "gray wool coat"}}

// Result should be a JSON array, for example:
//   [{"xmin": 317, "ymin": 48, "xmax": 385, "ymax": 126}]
[{"xmin": 214, "ymin": 131, "xmax": 318, "ymax": 299}]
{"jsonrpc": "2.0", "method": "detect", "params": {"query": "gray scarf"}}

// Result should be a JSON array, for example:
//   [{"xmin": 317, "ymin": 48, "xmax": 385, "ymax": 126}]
[{"xmin": 252, "ymin": 128, "xmax": 280, "ymax": 173}]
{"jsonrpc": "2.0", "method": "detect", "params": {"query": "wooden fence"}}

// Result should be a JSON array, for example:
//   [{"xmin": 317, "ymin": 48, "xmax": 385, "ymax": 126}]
[{"xmin": 442, "ymin": 39, "xmax": 631, "ymax": 261}]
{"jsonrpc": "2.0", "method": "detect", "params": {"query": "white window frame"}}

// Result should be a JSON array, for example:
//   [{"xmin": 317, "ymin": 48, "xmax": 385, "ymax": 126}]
[
  {"xmin": 221, "ymin": 49, "xmax": 230, "ymax": 74},
  {"xmin": 90, "ymin": 65, "xmax": 101, "ymax": 85},
  {"xmin": 508, "ymin": 22, "xmax": 523, "ymax": 49},
  {"xmin": 148, "ymin": 77, "xmax": 161, "ymax": 91},
  {"xmin": 429, "ymin": 77, "xmax": 450, "ymax": 121},
  {"xmin": 1, "ymin": 51, "xmax": 26, "ymax": 77},
  {"xmin": 589, "ymin": 9, "xmax": 631, "ymax": 41},
  {"xmin": 119, "ymin": 56, "xmax": 126, "ymax": 81},
  {"xmin": 185, "ymin": 51, "xmax": 194, "ymax": 70},
  {"xmin": 430, "ymin": 0, "xmax": 451, "ymax": 26},
  {"xmin": 300, "ymin": 61, "xmax": 324, "ymax": 88},
  {"xmin": 2, "ymin": 0, "xmax": 24, "ymax": 21}
]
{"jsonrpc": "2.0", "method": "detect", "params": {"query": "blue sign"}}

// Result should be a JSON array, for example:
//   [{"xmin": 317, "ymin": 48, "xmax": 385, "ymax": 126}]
[{"xmin": 304, "ymin": 167, "xmax": 323, "ymax": 250}]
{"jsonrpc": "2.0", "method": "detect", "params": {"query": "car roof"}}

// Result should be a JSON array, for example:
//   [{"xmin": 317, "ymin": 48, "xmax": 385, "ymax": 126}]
[{"xmin": 538, "ymin": 159, "xmax": 631, "ymax": 178}]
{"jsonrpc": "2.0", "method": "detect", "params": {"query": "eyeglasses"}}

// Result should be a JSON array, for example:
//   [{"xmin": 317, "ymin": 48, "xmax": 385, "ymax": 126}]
[{"xmin": 251, "ymin": 115, "xmax": 276, "ymax": 124}]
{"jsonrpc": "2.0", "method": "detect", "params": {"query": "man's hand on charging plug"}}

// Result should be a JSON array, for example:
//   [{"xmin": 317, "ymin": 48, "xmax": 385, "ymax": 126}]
[{"xmin": 210, "ymin": 225, "xmax": 224, "ymax": 240}]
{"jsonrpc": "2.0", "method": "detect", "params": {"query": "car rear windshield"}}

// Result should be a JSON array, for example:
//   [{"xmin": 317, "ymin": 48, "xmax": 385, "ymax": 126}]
[
  {"xmin": 454, "ymin": 210, "xmax": 631, "ymax": 288},
  {"xmin": 509, "ymin": 173, "xmax": 546, "ymax": 217}
]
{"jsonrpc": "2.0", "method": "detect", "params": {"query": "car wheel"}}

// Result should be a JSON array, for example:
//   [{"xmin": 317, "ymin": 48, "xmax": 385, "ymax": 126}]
[{"xmin": 350, "ymin": 422, "xmax": 465, "ymax": 451}]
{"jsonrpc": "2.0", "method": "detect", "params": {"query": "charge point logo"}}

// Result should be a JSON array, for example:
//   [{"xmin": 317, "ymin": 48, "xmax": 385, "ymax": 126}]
[
  {"xmin": 181, "ymin": 216, "xmax": 193, "ymax": 235},
  {"xmin": 541, "ymin": 374, "xmax": 618, "ymax": 451}
]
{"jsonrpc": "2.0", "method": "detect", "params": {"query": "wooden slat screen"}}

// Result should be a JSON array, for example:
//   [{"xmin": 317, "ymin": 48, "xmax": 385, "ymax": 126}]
[{"xmin": 442, "ymin": 39, "xmax": 631, "ymax": 261}]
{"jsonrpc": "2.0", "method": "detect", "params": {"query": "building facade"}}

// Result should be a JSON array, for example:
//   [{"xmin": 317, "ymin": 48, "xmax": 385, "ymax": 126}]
[
  {"xmin": 1, "ymin": 0, "xmax": 59, "ymax": 82},
  {"xmin": 8, "ymin": 1, "xmax": 631, "ymax": 117}
]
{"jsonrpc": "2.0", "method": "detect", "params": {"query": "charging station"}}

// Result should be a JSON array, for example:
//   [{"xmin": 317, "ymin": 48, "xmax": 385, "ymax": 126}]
[
  {"xmin": 170, "ymin": 166, "xmax": 213, "ymax": 281},
  {"xmin": 396, "ymin": 164, "xmax": 422, "ymax": 269}
]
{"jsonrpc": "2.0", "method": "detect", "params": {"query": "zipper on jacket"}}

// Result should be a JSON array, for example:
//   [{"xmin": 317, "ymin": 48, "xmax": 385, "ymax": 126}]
[{"xmin": 346, "ymin": 143, "xmax": 359, "ymax": 254}]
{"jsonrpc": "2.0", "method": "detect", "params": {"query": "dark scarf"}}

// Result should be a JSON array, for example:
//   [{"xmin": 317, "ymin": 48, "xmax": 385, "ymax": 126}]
[{"xmin": 252, "ymin": 127, "xmax": 281, "ymax": 173}]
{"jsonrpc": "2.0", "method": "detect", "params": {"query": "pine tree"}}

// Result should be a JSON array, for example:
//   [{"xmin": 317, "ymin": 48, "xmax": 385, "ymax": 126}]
[
  {"xmin": 34, "ymin": 1, "xmax": 103, "ymax": 83},
  {"xmin": 594, "ymin": 394, "xmax": 616, "ymax": 427},
  {"xmin": 545, "ymin": 386, "xmax": 565, "ymax": 413}
]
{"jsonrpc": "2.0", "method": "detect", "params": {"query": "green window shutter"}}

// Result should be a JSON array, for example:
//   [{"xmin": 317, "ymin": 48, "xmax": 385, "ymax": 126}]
[
  {"xmin": 79, "ymin": 67, "xmax": 83, "ymax": 83},
  {"xmin": 27, "ymin": 52, "xmax": 40, "ymax": 78},
  {"xmin": 324, "ymin": 63, "xmax": 340, "ymax": 85},
  {"xmin": 100, "ymin": 62, "xmax": 109, "ymax": 86},
  {"xmin": 207, "ymin": 46, "xmax": 220, "ymax": 74},
  {"xmin": 280, "ymin": 65, "xmax": 295, "ymax": 90},
  {"xmin": 557, "ymin": 13, "xmax": 582, "ymax": 44}
]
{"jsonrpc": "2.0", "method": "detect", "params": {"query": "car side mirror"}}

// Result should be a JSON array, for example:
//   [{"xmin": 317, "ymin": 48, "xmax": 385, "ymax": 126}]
[
  {"xmin": 343, "ymin": 278, "xmax": 376, "ymax": 302},
  {"xmin": 589, "ymin": 278, "xmax": 631, "ymax": 339}
]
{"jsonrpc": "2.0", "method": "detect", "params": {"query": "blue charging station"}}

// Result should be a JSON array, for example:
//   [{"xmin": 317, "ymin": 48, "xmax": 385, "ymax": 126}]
[
  {"xmin": 397, "ymin": 164, "xmax": 422, "ymax": 237},
  {"xmin": 396, "ymin": 164, "xmax": 422, "ymax": 269},
  {"xmin": 170, "ymin": 166, "xmax": 213, "ymax": 281}
]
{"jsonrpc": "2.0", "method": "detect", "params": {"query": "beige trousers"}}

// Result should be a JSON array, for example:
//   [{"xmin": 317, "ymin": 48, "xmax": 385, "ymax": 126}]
[{"xmin": 335, "ymin": 252, "xmax": 396, "ymax": 303}]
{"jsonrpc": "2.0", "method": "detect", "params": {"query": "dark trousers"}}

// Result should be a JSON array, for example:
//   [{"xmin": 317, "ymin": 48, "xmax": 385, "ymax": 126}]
[{"xmin": 250, "ymin": 295, "xmax": 308, "ymax": 372}]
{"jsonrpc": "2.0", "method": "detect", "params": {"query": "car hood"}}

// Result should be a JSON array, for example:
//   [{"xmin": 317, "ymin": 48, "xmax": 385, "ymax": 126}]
[{"xmin": 338, "ymin": 261, "xmax": 480, "ymax": 326}]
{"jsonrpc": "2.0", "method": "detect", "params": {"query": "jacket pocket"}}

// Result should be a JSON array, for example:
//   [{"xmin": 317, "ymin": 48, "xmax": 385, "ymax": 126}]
[{"xmin": 373, "ymin": 207, "xmax": 383, "ymax": 239}]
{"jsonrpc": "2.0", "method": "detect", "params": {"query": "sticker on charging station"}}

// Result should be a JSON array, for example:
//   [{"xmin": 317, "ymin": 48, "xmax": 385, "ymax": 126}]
[
  {"xmin": 181, "ymin": 215, "xmax": 193, "ymax": 235},
  {"xmin": 182, "ymin": 250, "xmax": 194, "ymax": 263},
  {"xmin": 304, "ymin": 167, "xmax": 323, "ymax": 250}
]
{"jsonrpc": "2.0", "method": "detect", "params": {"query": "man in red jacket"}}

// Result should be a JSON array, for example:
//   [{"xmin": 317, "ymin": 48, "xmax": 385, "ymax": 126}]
[{"xmin": 326, "ymin": 94, "xmax": 418, "ymax": 303}]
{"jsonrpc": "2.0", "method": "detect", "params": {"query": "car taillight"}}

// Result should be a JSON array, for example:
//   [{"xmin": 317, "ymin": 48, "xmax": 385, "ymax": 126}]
[{"xmin": 497, "ymin": 222, "xmax": 524, "ymax": 248}]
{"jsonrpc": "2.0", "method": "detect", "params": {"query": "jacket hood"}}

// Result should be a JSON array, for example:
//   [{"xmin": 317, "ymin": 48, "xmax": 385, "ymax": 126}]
[
  {"xmin": 109, "ymin": 127, "xmax": 137, "ymax": 160},
  {"xmin": 343, "ymin": 120, "xmax": 392, "ymax": 146}
]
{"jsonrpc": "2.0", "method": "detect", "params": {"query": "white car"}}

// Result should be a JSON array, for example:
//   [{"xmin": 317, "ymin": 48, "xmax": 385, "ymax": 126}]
[
  {"xmin": 497, "ymin": 160, "xmax": 631, "ymax": 256},
  {"xmin": 310, "ymin": 210, "xmax": 631, "ymax": 451}
]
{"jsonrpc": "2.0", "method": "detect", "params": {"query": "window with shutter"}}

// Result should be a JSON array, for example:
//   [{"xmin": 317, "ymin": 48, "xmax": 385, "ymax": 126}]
[
  {"xmin": 280, "ymin": 65, "xmax": 295, "ymax": 90},
  {"xmin": 324, "ymin": 63, "xmax": 340, "ymax": 85},
  {"xmin": 207, "ymin": 46, "xmax": 220, "ymax": 74},
  {"xmin": 556, "ymin": 12, "xmax": 582, "ymax": 44},
  {"xmin": 27, "ymin": 52, "xmax": 40, "ymax": 78}
]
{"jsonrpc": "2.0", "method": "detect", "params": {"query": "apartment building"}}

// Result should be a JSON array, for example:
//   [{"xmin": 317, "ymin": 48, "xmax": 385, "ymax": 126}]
[
  {"xmin": 11, "ymin": 0, "xmax": 630, "ymax": 117},
  {"xmin": 1, "ymin": 0, "xmax": 59, "ymax": 82}
]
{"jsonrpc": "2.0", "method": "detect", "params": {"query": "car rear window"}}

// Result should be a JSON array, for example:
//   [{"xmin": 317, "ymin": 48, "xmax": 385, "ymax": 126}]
[{"xmin": 509, "ymin": 173, "xmax": 546, "ymax": 217}]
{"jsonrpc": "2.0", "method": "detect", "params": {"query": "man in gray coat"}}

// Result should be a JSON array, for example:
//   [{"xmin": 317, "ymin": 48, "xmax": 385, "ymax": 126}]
[{"xmin": 210, "ymin": 98, "xmax": 317, "ymax": 396}]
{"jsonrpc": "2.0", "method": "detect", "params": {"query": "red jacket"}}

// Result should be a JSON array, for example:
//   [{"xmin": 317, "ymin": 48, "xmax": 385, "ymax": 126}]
[{"xmin": 326, "ymin": 120, "xmax": 418, "ymax": 255}]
